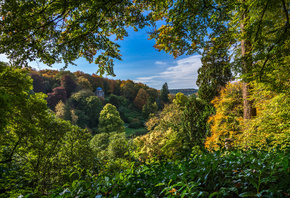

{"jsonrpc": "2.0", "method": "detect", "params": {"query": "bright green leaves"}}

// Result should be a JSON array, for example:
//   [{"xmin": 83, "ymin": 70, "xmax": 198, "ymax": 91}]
[{"xmin": 98, "ymin": 103, "xmax": 125, "ymax": 133}]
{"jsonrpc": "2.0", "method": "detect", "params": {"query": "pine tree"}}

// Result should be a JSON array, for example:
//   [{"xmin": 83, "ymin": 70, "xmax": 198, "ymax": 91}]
[{"xmin": 160, "ymin": 82, "xmax": 170, "ymax": 106}]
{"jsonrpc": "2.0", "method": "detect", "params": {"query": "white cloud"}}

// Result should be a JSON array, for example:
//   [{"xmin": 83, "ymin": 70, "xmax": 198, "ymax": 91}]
[
  {"xmin": 135, "ymin": 55, "xmax": 201, "ymax": 89},
  {"xmin": 155, "ymin": 61, "xmax": 166, "ymax": 65}
]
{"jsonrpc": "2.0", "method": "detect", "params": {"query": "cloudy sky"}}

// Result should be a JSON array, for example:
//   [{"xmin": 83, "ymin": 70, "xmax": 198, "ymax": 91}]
[{"xmin": 0, "ymin": 27, "xmax": 202, "ymax": 90}]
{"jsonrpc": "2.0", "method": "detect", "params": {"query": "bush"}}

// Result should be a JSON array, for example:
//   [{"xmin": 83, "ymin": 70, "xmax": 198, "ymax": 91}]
[{"xmin": 50, "ymin": 149, "xmax": 290, "ymax": 198}]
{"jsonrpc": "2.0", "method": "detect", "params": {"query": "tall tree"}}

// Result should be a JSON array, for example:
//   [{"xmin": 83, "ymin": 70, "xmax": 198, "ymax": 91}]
[
  {"xmin": 196, "ymin": 39, "xmax": 232, "ymax": 103},
  {"xmin": 160, "ymin": 82, "xmax": 170, "ymax": 105},
  {"xmin": 181, "ymin": 95, "xmax": 214, "ymax": 149},
  {"xmin": 0, "ymin": 64, "xmax": 96, "ymax": 195}
]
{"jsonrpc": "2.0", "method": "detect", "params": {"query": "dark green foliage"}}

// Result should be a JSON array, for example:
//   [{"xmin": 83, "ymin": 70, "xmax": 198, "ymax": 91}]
[
  {"xmin": 119, "ymin": 106, "xmax": 144, "ymax": 124},
  {"xmin": 128, "ymin": 118, "xmax": 142, "ymax": 129},
  {"xmin": 197, "ymin": 40, "xmax": 232, "ymax": 103},
  {"xmin": 108, "ymin": 94, "xmax": 120, "ymax": 109},
  {"xmin": 160, "ymin": 82, "xmax": 170, "ymax": 105},
  {"xmin": 43, "ymin": 80, "xmax": 52, "ymax": 93},
  {"xmin": 84, "ymin": 96, "xmax": 103, "ymax": 129},
  {"xmin": 181, "ymin": 95, "xmax": 214, "ymax": 149},
  {"xmin": 75, "ymin": 109, "xmax": 89, "ymax": 129},
  {"xmin": 103, "ymin": 79, "xmax": 110, "ymax": 96},
  {"xmin": 50, "ymin": 149, "xmax": 290, "ymax": 198},
  {"xmin": 69, "ymin": 90, "xmax": 95, "ymax": 110},
  {"xmin": 113, "ymin": 80, "xmax": 121, "ymax": 95}
]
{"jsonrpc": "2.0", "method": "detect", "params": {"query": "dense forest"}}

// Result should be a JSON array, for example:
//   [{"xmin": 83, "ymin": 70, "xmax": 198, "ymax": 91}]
[
  {"xmin": 28, "ymin": 68, "xmax": 170, "ymax": 135},
  {"xmin": 1, "ymin": 0, "xmax": 290, "ymax": 197}
]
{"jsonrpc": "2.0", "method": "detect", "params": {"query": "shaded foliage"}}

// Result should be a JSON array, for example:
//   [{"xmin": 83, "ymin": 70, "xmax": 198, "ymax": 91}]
[{"xmin": 61, "ymin": 74, "xmax": 77, "ymax": 98}]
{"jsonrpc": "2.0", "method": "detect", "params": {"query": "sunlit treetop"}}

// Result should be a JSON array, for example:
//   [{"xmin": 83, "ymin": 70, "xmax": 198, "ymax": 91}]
[
  {"xmin": 0, "ymin": 0, "xmax": 149, "ymax": 75},
  {"xmin": 141, "ymin": 0, "xmax": 289, "ymax": 87}
]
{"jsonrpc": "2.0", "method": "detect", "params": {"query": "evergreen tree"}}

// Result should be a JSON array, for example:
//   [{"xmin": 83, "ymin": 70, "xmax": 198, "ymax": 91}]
[
  {"xmin": 84, "ymin": 96, "xmax": 103, "ymax": 129},
  {"xmin": 160, "ymin": 82, "xmax": 170, "ymax": 106},
  {"xmin": 196, "ymin": 39, "xmax": 232, "ymax": 103},
  {"xmin": 98, "ymin": 104, "xmax": 125, "ymax": 133}
]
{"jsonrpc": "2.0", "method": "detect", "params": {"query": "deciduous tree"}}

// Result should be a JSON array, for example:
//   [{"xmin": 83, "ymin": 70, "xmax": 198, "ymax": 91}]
[
  {"xmin": 46, "ymin": 86, "xmax": 67, "ymax": 110},
  {"xmin": 61, "ymin": 74, "xmax": 77, "ymax": 97},
  {"xmin": 98, "ymin": 104, "xmax": 125, "ymax": 133},
  {"xmin": 0, "ymin": 0, "xmax": 148, "ymax": 75},
  {"xmin": 134, "ymin": 88, "xmax": 149, "ymax": 110},
  {"xmin": 173, "ymin": 92, "xmax": 188, "ymax": 107},
  {"xmin": 143, "ymin": 0, "xmax": 290, "ymax": 119}
]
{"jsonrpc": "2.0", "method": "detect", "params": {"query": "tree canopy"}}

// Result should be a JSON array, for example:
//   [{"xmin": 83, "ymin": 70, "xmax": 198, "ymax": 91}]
[{"xmin": 0, "ymin": 0, "xmax": 148, "ymax": 75}]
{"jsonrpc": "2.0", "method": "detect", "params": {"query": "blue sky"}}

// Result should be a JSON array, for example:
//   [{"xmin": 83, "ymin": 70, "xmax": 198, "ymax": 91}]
[{"xmin": 0, "ymin": 27, "xmax": 202, "ymax": 90}]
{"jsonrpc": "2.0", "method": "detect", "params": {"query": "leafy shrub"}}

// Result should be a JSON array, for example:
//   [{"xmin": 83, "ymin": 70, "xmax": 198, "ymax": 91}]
[
  {"xmin": 51, "ymin": 149, "xmax": 290, "ymax": 198},
  {"xmin": 241, "ymin": 81, "xmax": 290, "ymax": 149},
  {"xmin": 134, "ymin": 103, "xmax": 185, "ymax": 160}
]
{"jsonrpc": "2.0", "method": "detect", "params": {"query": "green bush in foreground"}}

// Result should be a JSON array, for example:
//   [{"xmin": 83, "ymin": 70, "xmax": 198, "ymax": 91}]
[{"xmin": 50, "ymin": 148, "xmax": 290, "ymax": 198}]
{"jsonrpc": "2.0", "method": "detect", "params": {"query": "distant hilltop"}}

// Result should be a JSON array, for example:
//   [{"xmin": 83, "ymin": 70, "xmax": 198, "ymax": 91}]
[{"xmin": 169, "ymin": 89, "xmax": 198, "ymax": 96}]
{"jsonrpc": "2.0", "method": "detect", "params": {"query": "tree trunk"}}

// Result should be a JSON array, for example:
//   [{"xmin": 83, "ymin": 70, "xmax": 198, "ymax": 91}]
[{"xmin": 240, "ymin": 2, "xmax": 252, "ymax": 120}]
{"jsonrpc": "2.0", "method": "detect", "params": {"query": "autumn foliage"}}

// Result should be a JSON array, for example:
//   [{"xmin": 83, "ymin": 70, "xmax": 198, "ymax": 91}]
[
  {"xmin": 134, "ymin": 88, "xmax": 149, "ymax": 110},
  {"xmin": 205, "ymin": 82, "xmax": 244, "ymax": 150}
]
